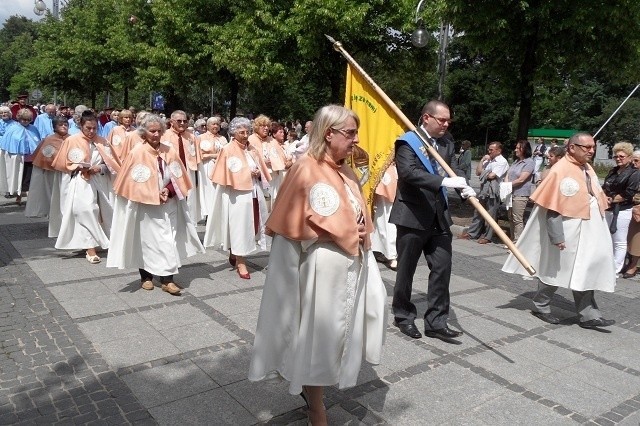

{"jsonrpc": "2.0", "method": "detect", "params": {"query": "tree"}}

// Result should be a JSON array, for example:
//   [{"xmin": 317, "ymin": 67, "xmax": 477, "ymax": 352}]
[
  {"xmin": 0, "ymin": 16, "xmax": 39, "ymax": 101},
  {"xmin": 443, "ymin": 0, "xmax": 640, "ymax": 139}
]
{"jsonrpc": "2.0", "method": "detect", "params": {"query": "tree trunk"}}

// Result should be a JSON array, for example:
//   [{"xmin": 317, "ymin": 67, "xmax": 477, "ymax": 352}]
[
  {"xmin": 515, "ymin": 23, "xmax": 540, "ymax": 140},
  {"xmin": 229, "ymin": 76, "xmax": 239, "ymax": 119}
]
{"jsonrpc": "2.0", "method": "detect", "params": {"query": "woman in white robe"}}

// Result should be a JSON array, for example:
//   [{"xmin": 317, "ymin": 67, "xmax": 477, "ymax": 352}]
[
  {"xmin": 25, "ymin": 116, "xmax": 68, "ymax": 218},
  {"xmin": 0, "ymin": 108, "xmax": 41, "ymax": 204},
  {"xmin": 53, "ymin": 112, "xmax": 120, "ymax": 263},
  {"xmin": 196, "ymin": 116, "xmax": 227, "ymax": 214},
  {"xmin": 248, "ymin": 105, "xmax": 387, "ymax": 425},
  {"xmin": 107, "ymin": 114, "xmax": 204, "ymax": 295},
  {"xmin": 371, "ymin": 163, "xmax": 398, "ymax": 270},
  {"xmin": 203, "ymin": 117, "xmax": 271, "ymax": 279}
]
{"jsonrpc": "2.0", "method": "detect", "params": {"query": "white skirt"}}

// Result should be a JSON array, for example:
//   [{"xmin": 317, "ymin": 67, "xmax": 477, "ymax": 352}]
[
  {"xmin": 25, "ymin": 167, "xmax": 55, "ymax": 217},
  {"xmin": 106, "ymin": 196, "xmax": 205, "ymax": 276},
  {"xmin": 202, "ymin": 184, "xmax": 268, "ymax": 256},
  {"xmin": 197, "ymin": 160, "xmax": 216, "ymax": 215},
  {"xmin": 502, "ymin": 197, "xmax": 616, "ymax": 292},
  {"xmin": 48, "ymin": 172, "xmax": 70, "ymax": 238},
  {"xmin": 54, "ymin": 174, "xmax": 111, "ymax": 250},
  {"xmin": 371, "ymin": 196, "xmax": 397, "ymax": 260},
  {"xmin": 248, "ymin": 235, "xmax": 387, "ymax": 395},
  {"xmin": 4, "ymin": 152, "xmax": 24, "ymax": 195}
]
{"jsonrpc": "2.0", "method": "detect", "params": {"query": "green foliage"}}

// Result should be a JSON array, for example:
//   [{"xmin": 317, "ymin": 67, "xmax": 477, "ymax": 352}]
[{"xmin": 0, "ymin": 16, "xmax": 40, "ymax": 100}]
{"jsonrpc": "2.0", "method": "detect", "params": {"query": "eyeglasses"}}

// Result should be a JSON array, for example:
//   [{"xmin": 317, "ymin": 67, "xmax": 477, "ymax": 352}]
[
  {"xmin": 174, "ymin": 119, "xmax": 188, "ymax": 124},
  {"xmin": 331, "ymin": 128, "xmax": 358, "ymax": 139},
  {"xmin": 613, "ymin": 155, "xmax": 628, "ymax": 159},
  {"xmin": 573, "ymin": 143, "xmax": 595, "ymax": 151},
  {"xmin": 428, "ymin": 114, "xmax": 452, "ymax": 126}
]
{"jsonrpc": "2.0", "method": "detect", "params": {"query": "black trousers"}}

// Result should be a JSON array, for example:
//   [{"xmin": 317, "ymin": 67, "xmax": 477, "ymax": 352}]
[
  {"xmin": 392, "ymin": 224, "xmax": 453, "ymax": 331},
  {"xmin": 139, "ymin": 269, "xmax": 173, "ymax": 284}
]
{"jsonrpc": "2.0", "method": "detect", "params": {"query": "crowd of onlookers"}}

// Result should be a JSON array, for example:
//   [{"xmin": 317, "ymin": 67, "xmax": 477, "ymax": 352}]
[{"xmin": 457, "ymin": 135, "xmax": 640, "ymax": 280}]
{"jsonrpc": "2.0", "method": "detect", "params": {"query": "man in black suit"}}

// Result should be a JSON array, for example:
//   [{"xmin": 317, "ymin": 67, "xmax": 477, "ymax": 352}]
[{"xmin": 389, "ymin": 100, "xmax": 475, "ymax": 341}]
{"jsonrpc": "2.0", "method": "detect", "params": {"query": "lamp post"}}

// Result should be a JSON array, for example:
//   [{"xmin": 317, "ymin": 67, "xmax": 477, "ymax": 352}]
[
  {"xmin": 34, "ymin": 0, "xmax": 67, "ymax": 19},
  {"xmin": 34, "ymin": 0, "xmax": 67, "ymax": 105},
  {"xmin": 412, "ymin": 0, "xmax": 451, "ymax": 101}
]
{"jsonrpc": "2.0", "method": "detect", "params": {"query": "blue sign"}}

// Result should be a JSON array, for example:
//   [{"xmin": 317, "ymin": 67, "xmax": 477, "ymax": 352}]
[{"xmin": 152, "ymin": 92, "xmax": 165, "ymax": 111}]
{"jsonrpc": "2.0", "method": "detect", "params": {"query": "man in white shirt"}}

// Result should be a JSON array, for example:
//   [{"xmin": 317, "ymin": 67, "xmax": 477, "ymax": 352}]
[
  {"xmin": 292, "ymin": 120, "xmax": 312, "ymax": 160},
  {"xmin": 459, "ymin": 141, "xmax": 509, "ymax": 244}
]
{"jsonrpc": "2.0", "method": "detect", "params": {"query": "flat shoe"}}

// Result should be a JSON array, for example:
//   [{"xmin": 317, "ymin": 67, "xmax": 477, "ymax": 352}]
[
  {"xmin": 424, "ymin": 327, "xmax": 463, "ymax": 340},
  {"xmin": 161, "ymin": 282, "xmax": 181, "ymax": 295},
  {"xmin": 531, "ymin": 311, "xmax": 560, "ymax": 325},
  {"xmin": 477, "ymin": 238, "xmax": 491, "ymax": 244},
  {"xmin": 579, "ymin": 318, "xmax": 615, "ymax": 329},
  {"xmin": 141, "ymin": 280, "xmax": 154, "ymax": 291},
  {"xmin": 393, "ymin": 321, "xmax": 422, "ymax": 339},
  {"xmin": 387, "ymin": 259, "xmax": 398, "ymax": 271},
  {"xmin": 86, "ymin": 254, "xmax": 101, "ymax": 264},
  {"xmin": 622, "ymin": 270, "xmax": 637, "ymax": 279}
]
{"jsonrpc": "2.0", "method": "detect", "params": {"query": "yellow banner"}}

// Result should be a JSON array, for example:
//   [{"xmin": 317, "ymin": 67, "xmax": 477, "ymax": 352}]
[{"xmin": 343, "ymin": 64, "xmax": 406, "ymax": 209}]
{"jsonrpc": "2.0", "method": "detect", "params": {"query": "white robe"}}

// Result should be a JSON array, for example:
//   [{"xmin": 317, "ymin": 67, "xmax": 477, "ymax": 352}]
[
  {"xmin": 3, "ymin": 152, "xmax": 24, "ymax": 196},
  {"xmin": 106, "ymin": 196, "xmax": 205, "ymax": 276},
  {"xmin": 196, "ymin": 159, "xmax": 215, "ymax": 216},
  {"xmin": 48, "ymin": 172, "xmax": 70, "ymax": 238},
  {"xmin": 248, "ymin": 235, "xmax": 387, "ymax": 395},
  {"xmin": 25, "ymin": 167, "xmax": 56, "ymax": 217},
  {"xmin": 54, "ymin": 147, "xmax": 113, "ymax": 250},
  {"xmin": 502, "ymin": 197, "xmax": 616, "ymax": 292},
  {"xmin": 371, "ymin": 195, "xmax": 397, "ymax": 260},
  {"xmin": 202, "ymin": 183, "xmax": 268, "ymax": 256}
]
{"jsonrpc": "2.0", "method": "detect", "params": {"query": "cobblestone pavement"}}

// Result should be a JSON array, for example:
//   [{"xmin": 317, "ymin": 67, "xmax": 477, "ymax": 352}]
[{"xmin": 1, "ymin": 193, "xmax": 640, "ymax": 425}]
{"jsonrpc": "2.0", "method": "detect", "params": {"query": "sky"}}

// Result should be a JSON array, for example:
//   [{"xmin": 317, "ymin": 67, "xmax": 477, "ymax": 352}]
[{"xmin": 1, "ymin": 0, "xmax": 46, "ymax": 26}]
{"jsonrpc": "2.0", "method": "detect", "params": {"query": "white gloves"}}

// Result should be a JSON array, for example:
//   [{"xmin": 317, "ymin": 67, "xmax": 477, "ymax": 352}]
[
  {"xmin": 461, "ymin": 186, "xmax": 476, "ymax": 199},
  {"xmin": 441, "ymin": 177, "xmax": 468, "ymax": 189}
]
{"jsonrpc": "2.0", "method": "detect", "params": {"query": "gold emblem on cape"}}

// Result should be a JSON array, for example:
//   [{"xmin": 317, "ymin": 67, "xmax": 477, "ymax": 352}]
[
  {"xmin": 310, "ymin": 183, "xmax": 340, "ymax": 217},
  {"xmin": 42, "ymin": 145, "xmax": 56, "ymax": 158},
  {"xmin": 227, "ymin": 156, "xmax": 242, "ymax": 173},
  {"xmin": 130, "ymin": 164, "xmax": 151, "ymax": 183},
  {"xmin": 68, "ymin": 148, "xmax": 84, "ymax": 163},
  {"xmin": 559, "ymin": 177, "xmax": 580, "ymax": 197}
]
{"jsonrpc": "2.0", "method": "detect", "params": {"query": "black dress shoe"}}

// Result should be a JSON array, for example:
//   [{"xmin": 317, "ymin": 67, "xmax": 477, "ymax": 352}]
[
  {"xmin": 424, "ymin": 327, "xmax": 463, "ymax": 340},
  {"xmin": 393, "ymin": 321, "xmax": 422, "ymax": 339},
  {"xmin": 579, "ymin": 318, "xmax": 615, "ymax": 329},
  {"xmin": 531, "ymin": 311, "xmax": 560, "ymax": 325}
]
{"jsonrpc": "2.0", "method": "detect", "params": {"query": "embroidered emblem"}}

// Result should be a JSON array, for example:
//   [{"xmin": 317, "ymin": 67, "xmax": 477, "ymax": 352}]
[
  {"xmin": 41, "ymin": 145, "xmax": 56, "ymax": 158},
  {"xmin": 169, "ymin": 161, "xmax": 183, "ymax": 178},
  {"xmin": 200, "ymin": 140, "xmax": 213, "ymax": 151},
  {"xmin": 310, "ymin": 183, "xmax": 340, "ymax": 216},
  {"xmin": 112, "ymin": 135, "xmax": 122, "ymax": 146},
  {"xmin": 381, "ymin": 171, "xmax": 391, "ymax": 185},
  {"xmin": 559, "ymin": 177, "xmax": 580, "ymax": 197},
  {"xmin": 68, "ymin": 148, "xmax": 84, "ymax": 163},
  {"xmin": 227, "ymin": 156, "xmax": 242, "ymax": 173},
  {"xmin": 130, "ymin": 164, "xmax": 151, "ymax": 183}
]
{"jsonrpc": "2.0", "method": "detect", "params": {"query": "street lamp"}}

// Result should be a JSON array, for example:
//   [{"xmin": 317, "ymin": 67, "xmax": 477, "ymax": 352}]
[
  {"xmin": 33, "ymin": 0, "xmax": 67, "ymax": 19},
  {"xmin": 411, "ymin": 0, "xmax": 451, "ymax": 101}
]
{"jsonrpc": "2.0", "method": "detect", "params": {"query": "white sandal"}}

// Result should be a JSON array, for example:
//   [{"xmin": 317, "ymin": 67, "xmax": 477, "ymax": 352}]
[{"xmin": 86, "ymin": 253, "xmax": 101, "ymax": 264}]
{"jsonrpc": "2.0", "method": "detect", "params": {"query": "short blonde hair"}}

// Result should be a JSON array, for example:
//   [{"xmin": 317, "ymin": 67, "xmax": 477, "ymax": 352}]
[
  {"xmin": 613, "ymin": 141, "xmax": 634, "ymax": 157},
  {"xmin": 307, "ymin": 105, "xmax": 360, "ymax": 160},
  {"xmin": 252, "ymin": 114, "xmax": 271, "ymax": 131}
]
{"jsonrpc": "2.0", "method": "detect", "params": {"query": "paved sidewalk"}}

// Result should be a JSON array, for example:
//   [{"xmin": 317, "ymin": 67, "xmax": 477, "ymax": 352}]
[{"xmin": 1, "ymin": 196, "xmax": 640, "ymax": 425}]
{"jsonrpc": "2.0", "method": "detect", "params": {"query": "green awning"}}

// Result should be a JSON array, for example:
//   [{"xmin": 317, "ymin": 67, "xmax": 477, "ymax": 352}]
[{"xmin": 527, "ymin": 128, "xmax": 581, "ymax": 138}]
